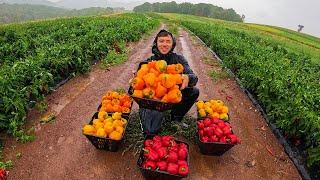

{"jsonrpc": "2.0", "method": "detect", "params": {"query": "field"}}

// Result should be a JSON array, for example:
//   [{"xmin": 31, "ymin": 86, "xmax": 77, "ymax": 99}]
[
  {"xmin": 0, "ymin": 13, "xmax": 159, "ymax": 140},
  {"xmin": 161, "ymin": 13, "xmax": 320, "ymax": 170},
  {"xmin": 0, "ymin": 12, "xmax": 319, "ymax": 179}
]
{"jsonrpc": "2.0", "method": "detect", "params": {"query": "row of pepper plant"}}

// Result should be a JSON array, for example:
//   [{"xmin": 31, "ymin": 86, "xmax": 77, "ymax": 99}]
[
  {"xmin": 173, "ymin": 16, "xmax": 319, "ymax": 170},
  {"xmin": 0, "ymin": 13, "xmax": 159, "ymax": 141}
]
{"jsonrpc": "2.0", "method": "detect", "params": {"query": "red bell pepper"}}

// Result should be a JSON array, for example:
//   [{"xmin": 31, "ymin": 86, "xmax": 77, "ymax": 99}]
[
  {"xmin": 143, "ymin": 148, "xmax": 159, "ymax": 161},
  {"xmin": 177, "ymin": 160, "xmax": 188, "ymax": 166},
  {"xmin": 179, "ymin": 143, "xmax": 188, "ymax": 150},
  {"xmin": 197, "ymin": 121, "xmax": 205, "ymax": 130},
  {"xmin": 201, "ymin": 136, "xmax": 209, "ymax": 142},
  {"xmin": 217, "ymin": 122, "xmax": 226, "ymax": 129},
  {"xmin": 144, "ymin": 139, "xmax": 153, "ymax": 147},
  {"xmin": 209, "ymin": 123, "xmax": 217, "ymax": 128},
  {"xmin": 170, "ymin": 139, "xmax": 177, "ymax": 147},
  {"xmin": 143, "ymin": 147, "xmax": 152, "ymax": 158},
  {"xmin": 156, "ymin": 147, "xmax": 168, "ymax": 159},
  {"xmin": 178, "ymin": 147, "xmax": 188, "ymax": 160},
  {"xmin": 228, "ymin": 134, "xmax": 240, "ymax": 144},
  {"xmin": 156, "ymin": 161, "xmax": 167, "ymax": 171},
  {"xmin": 0, "ymin": 169, "xmax": 6, "ymax": 179},
  {"xmin": 152, "ymin": 141, "xmax": 163, "ymax": 150},
  {"xmin": 169, "ymin": 144, "xmax": 178, "ymax": 152},
  {"xmin": 143, "ymin": 160, "xmax": 156, "ymax": 170},
  {"xmin": 210, "ymin": 135, "xmax": 219, "ymax": 142},
  {"xmin": 167, "ymin": 163, "xmax": 178, "ymax": 175},
  {"xmin": 211, "ymin": 117, "xmax": 220, "ymax": 124},
  {"xmin": 178, "ymin": 165, "xmax": 189, "ymax": 177},
  {"xmin": 203, "ymin": 118, "xmax": 211, "ymax": 127},
  {"xmin": 222, "ymin": 126, "xmax": 232, "ymax": 135},
  {"xmin": 214, "ymin": 127, "xmax": 224, "ymax": 137},
  {"xmin": 199, "ymin": 129, "xmax": 204, "ymax": 137},
  {"xmin": 161, "ymin": 135, "xmax": 174, "ymax": 147},
  {"xmin": 220, "ymin": 136, "xmax": 227, "ymax": 143},
  {"xmin": 167, "ymin": 151, "xmax": 178, "ymax": 163},
  {"xmin": 153, "ymin": 135, "xmax": 162, "ymax": 142}
]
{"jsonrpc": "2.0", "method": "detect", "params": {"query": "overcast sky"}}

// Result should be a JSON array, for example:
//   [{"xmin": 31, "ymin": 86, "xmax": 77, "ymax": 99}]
[{"xmin": 49, "ymin": 0, "xmax": 320, "ymax": 37}]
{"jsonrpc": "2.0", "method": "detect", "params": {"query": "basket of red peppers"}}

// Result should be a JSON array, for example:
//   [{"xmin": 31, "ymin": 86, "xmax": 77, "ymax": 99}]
[
  {"xmin": 137, "ymin": 135, "xmax": 189, "ymax": 180},
  {"xmin": 197, "ymin": 117, "xmax": 241, "ymax": 155}
]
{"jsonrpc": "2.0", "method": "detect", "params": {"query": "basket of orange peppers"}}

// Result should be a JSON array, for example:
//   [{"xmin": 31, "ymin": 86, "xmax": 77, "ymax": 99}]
[{"xmin": 129, "ymin": 60, "xmax": 184, "ymax": 111}]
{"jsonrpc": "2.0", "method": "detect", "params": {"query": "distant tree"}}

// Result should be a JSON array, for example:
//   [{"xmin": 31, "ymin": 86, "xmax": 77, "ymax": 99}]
[
  {"xmin": 241, "ymin": 14, "xmax": 245, "ymax": 22},
  {"xmin": 297, "ymin": 25, "xmax": 304, "ymax": 32}
]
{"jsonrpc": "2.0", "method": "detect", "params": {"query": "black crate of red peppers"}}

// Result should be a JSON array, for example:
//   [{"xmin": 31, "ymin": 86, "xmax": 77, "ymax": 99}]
[
  {"xmin": 196, "ymin": 117, "xmax": 240, "ymax": 156},
  {"xmin": 137, "ymin": 135, "xmax": 190, "ymax": 180}
]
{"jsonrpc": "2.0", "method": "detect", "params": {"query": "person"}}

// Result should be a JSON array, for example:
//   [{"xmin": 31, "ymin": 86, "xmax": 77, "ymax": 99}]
[{"xmin": 136, "ymin": 29, "xmax": 199, "ymax": 135}]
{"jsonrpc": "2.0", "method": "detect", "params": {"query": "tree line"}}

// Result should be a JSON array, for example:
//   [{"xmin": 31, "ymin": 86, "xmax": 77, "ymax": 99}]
[{"xmin": 133, "ymin": 1, "xmax": 243, "ymax": 22}]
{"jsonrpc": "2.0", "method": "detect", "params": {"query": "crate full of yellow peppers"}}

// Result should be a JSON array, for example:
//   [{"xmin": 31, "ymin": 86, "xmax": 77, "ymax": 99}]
[{"xmin": 82, "ymin": 111, "xmax": 128, "ymax": 151}]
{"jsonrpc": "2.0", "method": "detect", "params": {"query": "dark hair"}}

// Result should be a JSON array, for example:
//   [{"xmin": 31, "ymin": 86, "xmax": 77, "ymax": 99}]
[{"xmin": 157, "ymin": 31, "xmax": 172, "ymax": 38}]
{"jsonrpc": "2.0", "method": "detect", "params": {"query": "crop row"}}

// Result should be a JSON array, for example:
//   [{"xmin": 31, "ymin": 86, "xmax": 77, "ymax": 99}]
[{"xmin": 0, "ymin": 13, "xmax": 159, "ymax": 139}]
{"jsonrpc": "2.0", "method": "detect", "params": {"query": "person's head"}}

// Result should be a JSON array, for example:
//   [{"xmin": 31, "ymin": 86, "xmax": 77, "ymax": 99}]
[{"xmin": 156, "ymin": 30, "xmax": 174, "ymax": 55}]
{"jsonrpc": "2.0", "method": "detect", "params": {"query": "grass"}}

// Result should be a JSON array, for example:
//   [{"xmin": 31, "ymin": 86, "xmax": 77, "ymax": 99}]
[
  {"xmin": 209, "ymin": 69, "xmax": 231, "ymax": 82},
  {"xmin": 100, "ymin": 40, "xmax": 129, "ymax": 69},
  {"xmin": 0, "ymin": 144, "xmax": 13, "ymax": 169},
  {"xmin": 167, "ymin": 22, "xmax": 178, "ymax": 36}
]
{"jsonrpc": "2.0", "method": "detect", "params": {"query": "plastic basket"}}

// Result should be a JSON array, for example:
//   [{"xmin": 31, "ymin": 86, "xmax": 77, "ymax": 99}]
[
  {"xmin": 196, "ymin": 130, "xmax": 235, "ymax": 156},
  {"xmin": 128, "ymin": 87, "xmax": 174, "ymax": 112},
  {"xmin": 83, "ymin": 112, "xmax": 128, "ymax": 151},
  {"xmin": 137, "ymin": 135, "xmax": 190, "ymax": 180}
]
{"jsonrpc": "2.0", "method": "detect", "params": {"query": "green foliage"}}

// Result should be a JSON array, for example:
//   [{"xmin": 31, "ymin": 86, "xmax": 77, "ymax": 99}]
[
  {"xmin": 209, "ymin": 69, "xmax": 230, "ymax": 82},
  {"xmin": 167, "ymin": 22, "xmax": 178, "ymax": 36},
  {"xmin": 170, "ymin": 15, "xmax": 320, "ymax": 168},
  {"xmin": 0, "ymin": 13, "xmax": 159, "ymax": 140},
  {"xmin": 100, "ymin": 41, "xmax": 128, "ymax": 68},
  {"xmin": 134, "ymin": 2, "xmax": 243, "ymax": 22},
  {"xmin": 0, "ymin": 144, "xmax": 13, "ymax": 169},
  {"xmin": 0, "ymin": 3, "xmax": 114, "ymax": 24},
  {"xmin": 35, "ymin": 101, "xmax": 48, "ymax": 114},
  {"xmin": 0, "ymin": 160, "xmax": 13, "ymax": 169}
]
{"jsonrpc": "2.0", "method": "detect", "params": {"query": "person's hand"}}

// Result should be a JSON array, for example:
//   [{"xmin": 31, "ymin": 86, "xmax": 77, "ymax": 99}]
[
  {"xmin": 129, "ymin": 71, "xmax": 136, "ymax": 84},
  {"xmin": 180, "ymin": 74, "xmax": 189, "ymax": 90}
]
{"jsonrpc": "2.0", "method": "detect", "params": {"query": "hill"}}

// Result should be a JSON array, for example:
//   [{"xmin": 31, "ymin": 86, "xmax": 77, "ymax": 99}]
[{"xmin": 0, "ymin": 3, "xmax": 113, "ymax": 24}]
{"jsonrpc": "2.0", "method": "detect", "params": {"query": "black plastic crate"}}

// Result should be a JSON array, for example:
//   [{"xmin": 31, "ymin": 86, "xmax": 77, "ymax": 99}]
[
  {"xmin": 128, "ymin": 87, "xmax": 174, "ymax": 112},
  {"xmin": 137, "ymin": 135, "xmax": 190, "ymax": 180},
  {"xmin": 97, "ymin": 101, "xmax": 133, "ymax": 119},
  {"xmin": 83, "ymin": 112, "xmax": 128, "ymax": 152},
  {"xmin": 196, "ymin": 132, "xmax": 235, "ymax": 156}
]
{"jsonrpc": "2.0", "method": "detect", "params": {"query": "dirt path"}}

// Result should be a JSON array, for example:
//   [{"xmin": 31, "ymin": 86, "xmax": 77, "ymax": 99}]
[{"xmin": 3, "ymin": 25, "xmax": 301, "ymax": 180}]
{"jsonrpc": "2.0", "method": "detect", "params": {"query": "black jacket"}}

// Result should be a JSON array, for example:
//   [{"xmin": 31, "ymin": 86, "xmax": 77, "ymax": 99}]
[{"xmin": 138, "ymin": 29, "xmax": 198, "ymax": 87}]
